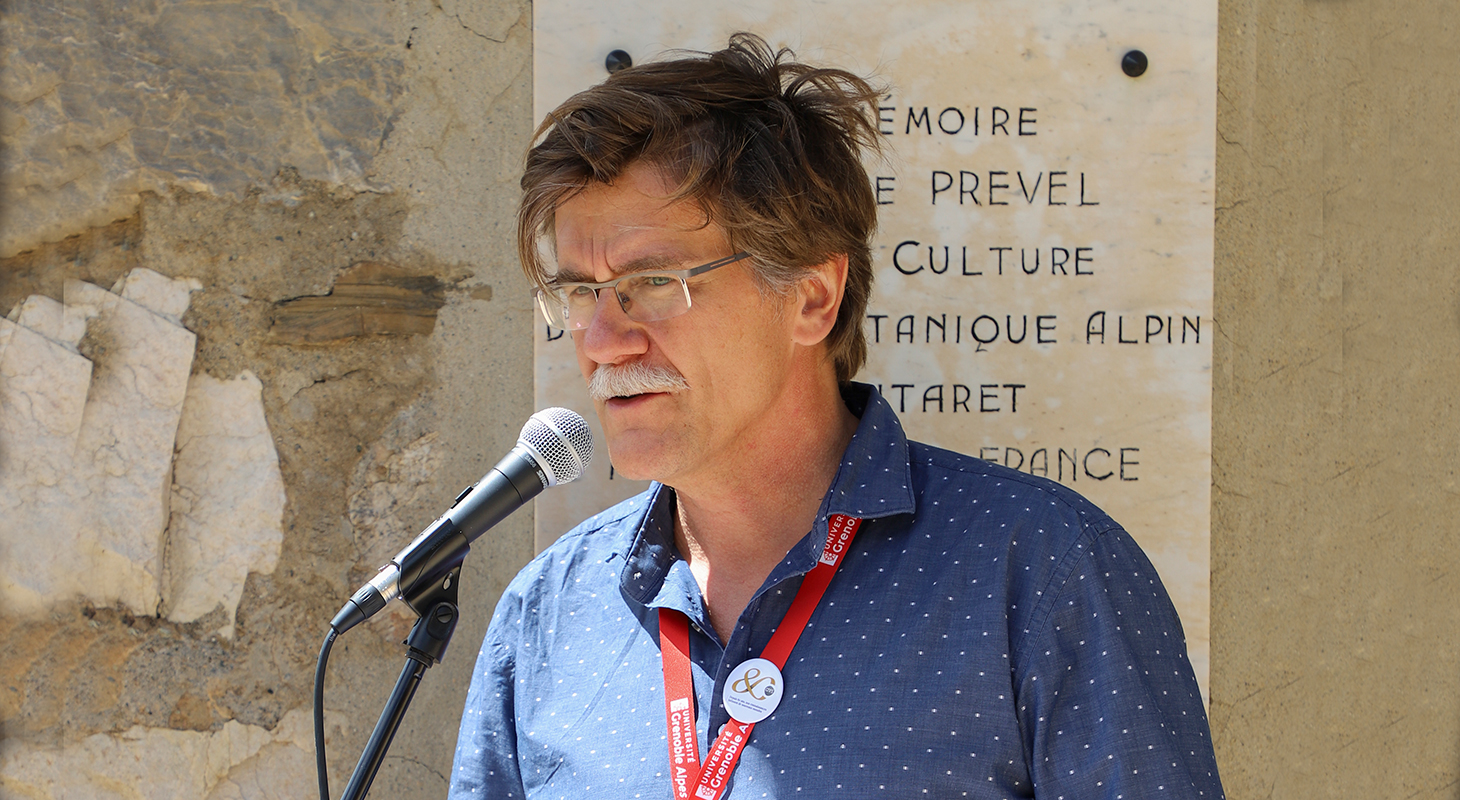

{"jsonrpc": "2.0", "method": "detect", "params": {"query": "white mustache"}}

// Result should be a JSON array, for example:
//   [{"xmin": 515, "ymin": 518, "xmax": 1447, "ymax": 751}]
[{"xmin": 588, "ymin": 362, "xmax": 688, "ymax": 402}]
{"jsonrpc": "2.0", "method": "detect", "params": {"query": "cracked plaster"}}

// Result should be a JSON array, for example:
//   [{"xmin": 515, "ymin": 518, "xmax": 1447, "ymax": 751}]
[{"xmin": 438, "ymin": 0, "xmax": 523, "ymax": 43}]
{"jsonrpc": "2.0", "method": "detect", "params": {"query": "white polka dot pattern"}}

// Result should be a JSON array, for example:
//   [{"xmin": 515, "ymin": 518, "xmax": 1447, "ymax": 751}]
[{"xmin": 449, "ymin": 384, "xmax": 1225, "ymax": 799}]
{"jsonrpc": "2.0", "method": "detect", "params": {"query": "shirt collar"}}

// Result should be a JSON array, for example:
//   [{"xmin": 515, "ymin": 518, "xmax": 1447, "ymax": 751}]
[
  {"xmin": 618, "ymin": 382, "xmax": 916, "ymax": 608},
  {"xmin": 821, "ymin": 381, "xmax": 917, "ymax": 520}
]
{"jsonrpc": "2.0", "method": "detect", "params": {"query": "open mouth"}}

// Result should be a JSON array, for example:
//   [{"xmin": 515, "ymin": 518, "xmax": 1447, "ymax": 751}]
[{"xmin": 603, "ymin": 389, "xmax": 681, "ymax": 410}]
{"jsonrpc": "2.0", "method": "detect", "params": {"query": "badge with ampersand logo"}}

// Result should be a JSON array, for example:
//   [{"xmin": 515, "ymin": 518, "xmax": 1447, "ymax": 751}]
[{"xmin": 722, "ymin": 658, "xmax": 783, "ymax": 723}]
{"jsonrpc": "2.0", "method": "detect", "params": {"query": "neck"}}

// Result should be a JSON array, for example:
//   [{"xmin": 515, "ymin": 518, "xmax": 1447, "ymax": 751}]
[{"xmin": 671, "ymin": 379, "xmax": 858, "ymax": 643}]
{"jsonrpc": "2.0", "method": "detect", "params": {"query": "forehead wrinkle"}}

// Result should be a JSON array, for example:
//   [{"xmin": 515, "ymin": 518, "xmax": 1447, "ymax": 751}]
[
  {"xmin": 551, "ymin": 173, "xmax": 721, "ymax": 282},
  {"xmin": 555, "ymin": 251, "xmax": 690, "ymax": 283}
]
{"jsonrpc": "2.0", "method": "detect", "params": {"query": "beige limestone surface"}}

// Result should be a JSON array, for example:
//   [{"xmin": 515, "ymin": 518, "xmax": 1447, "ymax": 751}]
[
  {"xmin": 533, "ymin": 0, "xmax": 1216, "ymax": 695},
  {"xmin": 0, "ymin": 274, "xmax": 201, "ymax": 617},
  {"xmin": 165, "ymin": 371, "xmax": 288, "ymax": 638},
  {"xmin": 8, "ymin": 294, "xmax": 76, "ymax": 347},
  {"xmin": 0, "ymin": 318, "xmax": 92, "ymax": 491},
  {"xmin": 68, "ymin": 278, "xmax": 198, "ymax": 613},
  {"xmin": 1209, "ymin": 0, "xmax": 1460, "ymax": 795}
]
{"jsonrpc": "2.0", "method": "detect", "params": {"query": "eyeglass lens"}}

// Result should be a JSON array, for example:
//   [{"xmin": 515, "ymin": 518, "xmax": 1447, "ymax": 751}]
[{"xmin": 552, "ymin": 274, "xmax": 690, "ymax": 329}]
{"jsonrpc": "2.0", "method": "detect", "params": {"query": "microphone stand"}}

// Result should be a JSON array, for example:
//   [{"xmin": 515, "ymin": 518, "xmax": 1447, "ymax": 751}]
[{"xmin": 339, "ymin": 564, "xmax": 462, "ymax": 800}]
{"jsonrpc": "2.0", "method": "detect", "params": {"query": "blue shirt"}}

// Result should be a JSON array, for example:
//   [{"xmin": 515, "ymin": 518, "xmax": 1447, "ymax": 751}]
[{"xmin": 450, "ymin": 384, "xmax": 1224, "ymax": 799}]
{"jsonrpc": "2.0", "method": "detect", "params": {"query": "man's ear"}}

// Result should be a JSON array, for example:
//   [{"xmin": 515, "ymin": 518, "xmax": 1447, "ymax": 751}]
[{"xmin": 791, "ymin": 254, "xmax": 850, "ymax": 347}]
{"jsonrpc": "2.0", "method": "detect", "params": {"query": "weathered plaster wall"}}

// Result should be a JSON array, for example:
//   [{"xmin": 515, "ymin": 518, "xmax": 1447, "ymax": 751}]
[
  {"xmin": 1210, "ymin": 0, "xmax": 1460, "ymax": 796},
  {"xmin": 0, "ymin": 0, "xmax": 534, "ymax": 797}
]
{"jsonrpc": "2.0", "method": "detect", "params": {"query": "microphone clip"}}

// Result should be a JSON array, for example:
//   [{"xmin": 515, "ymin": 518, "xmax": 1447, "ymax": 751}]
[{"xmin": 402, "ymin": 573, "xmax": 461, "ymax": 667}]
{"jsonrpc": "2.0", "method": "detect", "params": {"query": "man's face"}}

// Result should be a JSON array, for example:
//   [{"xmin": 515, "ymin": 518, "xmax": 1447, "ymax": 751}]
[{"xmin": 553, "ymin": 162, "xmax": 803, "ymax": 487}]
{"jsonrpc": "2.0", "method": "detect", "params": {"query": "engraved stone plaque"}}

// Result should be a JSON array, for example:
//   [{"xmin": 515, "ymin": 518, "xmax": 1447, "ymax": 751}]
[{"xmin": 533, "ymin": 0, "xmax": 1216, "ymax": 695}]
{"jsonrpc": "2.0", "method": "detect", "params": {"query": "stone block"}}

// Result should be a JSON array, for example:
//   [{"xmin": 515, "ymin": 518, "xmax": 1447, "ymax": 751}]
[
  {"xmin": 6, "ymin": 295, "xmax": 82, "ymax": 349},
  {"xmin": 0, "ymin": 0, "xmax": 536, "ymax": 794},
  {"xmin": 164, "ymin": 371, "xmax": 286, "ymax": 638},
  {"xmin": 0, "ymin": 707, "xmax": 342, "ymax": 800},
  {"xmin": 0, "ymin": 318, "xmax": 91, "ymax": 468},
  {"xmin": 439, "ymin": 0, "xmax": 524, "ymax": 42},
  {"xmin": 0, "ymin": 318, "xmax": 95, "ymax": 610},
  {"xmin": 113, "ymin": 267, "xmax": 203, "ymax": 324},
  {"xmin": 67, "ymin": 279, "xmax": 197, "ymax": 614}
]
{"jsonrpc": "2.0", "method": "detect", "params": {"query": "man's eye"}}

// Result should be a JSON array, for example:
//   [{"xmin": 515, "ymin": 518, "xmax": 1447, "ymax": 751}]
[
  {"xmin": 565, "ymin": 285, "xmax": 596, "ymax": 299},
  {"xmin": 644, "ymin": 275, "xmax": 675, "ymax": 287}
]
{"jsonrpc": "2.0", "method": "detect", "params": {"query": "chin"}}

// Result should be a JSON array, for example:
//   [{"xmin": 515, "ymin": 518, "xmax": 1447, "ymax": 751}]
[
  {"xmin": 601, "ymin": 439, "xmax": 680, "ymax": 484},
  {"xmin": 602, "ymin": 440, "xmax": 658, "ymax": 479}
]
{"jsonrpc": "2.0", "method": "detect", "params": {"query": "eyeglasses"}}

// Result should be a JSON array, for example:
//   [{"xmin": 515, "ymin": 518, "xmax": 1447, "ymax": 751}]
[{"xmin": 534, "ymin": 252, "xmax": 751, "ymax": 331}]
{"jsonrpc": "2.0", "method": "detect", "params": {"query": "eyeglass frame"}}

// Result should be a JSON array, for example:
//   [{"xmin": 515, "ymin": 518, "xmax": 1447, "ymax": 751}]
[{"xmin": 534, "ymin": 251, "xmax": 753, "ymax": 331}]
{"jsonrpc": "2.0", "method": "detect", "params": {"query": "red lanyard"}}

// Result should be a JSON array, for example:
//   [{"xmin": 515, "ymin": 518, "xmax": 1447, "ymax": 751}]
[{"xmin": 659, "ymin": 514, "xmax": 863, "ymax": 800}]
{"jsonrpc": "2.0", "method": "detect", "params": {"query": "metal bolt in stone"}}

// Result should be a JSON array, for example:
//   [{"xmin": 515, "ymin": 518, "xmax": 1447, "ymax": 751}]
[
  {"xmin": 606, "ymin": 49, "xmax": 633, "ymax": 74},
  {"xmin": 1122, "ymin": 49, "xmax": 1148, "ymax": 78}
]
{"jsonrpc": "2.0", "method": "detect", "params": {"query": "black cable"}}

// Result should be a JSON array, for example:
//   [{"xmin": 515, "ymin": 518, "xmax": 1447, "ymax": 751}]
[{"xmin": 315, "ymin": 628, "xmax": 339, "ymax": 800}]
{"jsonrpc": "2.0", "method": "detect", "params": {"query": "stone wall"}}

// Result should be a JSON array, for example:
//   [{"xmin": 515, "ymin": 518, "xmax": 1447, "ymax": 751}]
[
  {"xmin": 0, "ymin": 0, "xmax": 535, "ymax": 797},
  {"xmin": 1209, "ymin": 0, "xmax": 1460, "ymax": 796}
]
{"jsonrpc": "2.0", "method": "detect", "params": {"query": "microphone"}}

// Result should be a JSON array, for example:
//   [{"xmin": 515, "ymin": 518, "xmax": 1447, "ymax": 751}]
[{"xmin": 331, "ymin": 407, "xmax": 593, "ymax": 634}]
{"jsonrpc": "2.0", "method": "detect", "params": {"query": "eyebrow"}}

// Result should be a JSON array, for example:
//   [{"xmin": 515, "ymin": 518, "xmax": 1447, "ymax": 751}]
[{"xmin": 554, "ymin": 253, "xmax": 686, "ymax": 284}]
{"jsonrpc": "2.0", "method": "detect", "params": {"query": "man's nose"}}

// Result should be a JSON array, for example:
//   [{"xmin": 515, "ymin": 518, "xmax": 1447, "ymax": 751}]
[{"xmin": 577, "ymin": 286, "xmax": 647, "ymax": 364}]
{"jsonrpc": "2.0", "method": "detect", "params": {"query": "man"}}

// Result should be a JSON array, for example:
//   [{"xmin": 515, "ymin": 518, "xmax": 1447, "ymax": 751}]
[{"xmin": 451, "ymin": 34, "xmax": 1224, "ymax": 798}]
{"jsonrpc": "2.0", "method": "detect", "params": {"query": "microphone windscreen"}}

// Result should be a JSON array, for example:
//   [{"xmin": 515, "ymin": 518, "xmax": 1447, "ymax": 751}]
[{"xmin": 519, "ymin": 407, "xmax": 593, "ymax": 486}]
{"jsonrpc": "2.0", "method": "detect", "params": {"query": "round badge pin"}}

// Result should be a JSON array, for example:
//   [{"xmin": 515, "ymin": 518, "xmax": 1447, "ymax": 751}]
[{"xmin": 722, "ymin": 658, "xmax": 784, "ymax": 724}]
